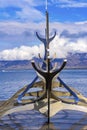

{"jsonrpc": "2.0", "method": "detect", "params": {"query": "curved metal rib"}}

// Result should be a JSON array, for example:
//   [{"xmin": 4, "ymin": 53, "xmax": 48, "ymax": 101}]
[
  {"xmin": 31, "ymin": 61, "xmax": 46, "ymax": 78},
  {"xmin": 20, "ymin": 92, "xmax": 47, "ymax": 105},
  {"xmin": 36, "ymin": 32, "xmax": 46, "ymax": 44},
  {"xmin": 58, "ymin": 77, "xmax": 79, "ymax": 103},
  {"xmin": 36, "ymin": 31, "xmax": 56, "ymax": 45},
  {"xmin": 38, "ymin": 53, "xmax": 46, "ymax": 65},
  {"xmin": 49, "ymin": 31, "xmax": 56, "ymax": 43},
  {"xmin": 17, "ymin": 76, "xmax": 38, "ymax": 103},
  {"xmin": 50, "ymin": 62, "xmax": 58, "ymax": 72},
  {"xmin": 51, "ymin": 92, "xmax": 78, "ymax": 104},
  {"xmin": 52, "ymin": 59, "xmax": 67, "ymax": 77}
]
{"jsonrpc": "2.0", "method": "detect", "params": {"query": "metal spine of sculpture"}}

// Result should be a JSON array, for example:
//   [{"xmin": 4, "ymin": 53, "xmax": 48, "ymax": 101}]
[
  {"xmin": 0, "ymin": 1, "xmax": 87, "ymax": 124},
  {"xmin": 31, "ymin": 10, "xmax": 67, "ymax": 123}
]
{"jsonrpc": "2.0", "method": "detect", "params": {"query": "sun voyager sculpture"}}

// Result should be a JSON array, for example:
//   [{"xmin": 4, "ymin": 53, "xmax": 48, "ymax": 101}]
[{"xmin": 0, "ymin": 1, "xmax": 87, "ymax": 124}]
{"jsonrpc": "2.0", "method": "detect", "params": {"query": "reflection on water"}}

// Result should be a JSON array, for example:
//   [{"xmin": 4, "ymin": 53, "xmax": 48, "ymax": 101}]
[{"xmin": 0, "ymin": 110, "xmax": 87, "ymax": 130}]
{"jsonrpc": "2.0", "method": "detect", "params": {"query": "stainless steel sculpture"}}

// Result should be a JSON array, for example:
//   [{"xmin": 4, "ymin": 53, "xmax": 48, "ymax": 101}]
[{"xmin": 0, "ymin": 5, "xmax": 87, "ymax": 124}]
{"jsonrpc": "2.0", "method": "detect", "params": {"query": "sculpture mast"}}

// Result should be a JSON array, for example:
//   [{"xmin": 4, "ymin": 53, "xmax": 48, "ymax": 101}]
[
  {"xmin": 45, "ymin": 0, "xmax": 49, "ymax": 54},
  {"xmin": 45, "ymin": 0, "xmax": 51, "ymax": 123}
]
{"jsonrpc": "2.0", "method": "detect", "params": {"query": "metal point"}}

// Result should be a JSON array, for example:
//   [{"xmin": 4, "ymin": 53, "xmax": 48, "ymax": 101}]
[{"xmin": 46, "ymin": 0, "xmax": 48, "ymax": 11}]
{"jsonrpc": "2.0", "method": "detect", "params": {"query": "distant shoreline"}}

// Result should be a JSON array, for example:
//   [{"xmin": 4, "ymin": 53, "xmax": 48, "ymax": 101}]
[{"xmin": 0, "ymin": 67, "xmax": 87, "ymax": 72}]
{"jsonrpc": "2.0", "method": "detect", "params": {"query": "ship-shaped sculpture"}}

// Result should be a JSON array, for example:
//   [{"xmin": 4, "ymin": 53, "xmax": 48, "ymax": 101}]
[{"xmin": 0, "ymin": 3, "xmax": 87, "ymax": 124}]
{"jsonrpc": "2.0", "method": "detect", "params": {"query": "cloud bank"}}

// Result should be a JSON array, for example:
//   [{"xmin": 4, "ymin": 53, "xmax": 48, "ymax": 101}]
[
  {"xmin": 0, "ymin": 21, "xmax": 87, "ymax": 50},
  {"xmin": 0, "ymin": 35, "xmax": 87, "ymax": 60}
]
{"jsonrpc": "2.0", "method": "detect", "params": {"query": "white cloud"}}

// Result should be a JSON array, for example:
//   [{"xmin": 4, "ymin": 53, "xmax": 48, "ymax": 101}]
[
  {"xmin": 51, "ymin": 21, "xmax": 87, "ymax": 34},
  {"xmin": 51, "ymin": 0, "xmax": 87, "ymax": 8},
  {"xmin": 67, "ymin": 38, "xmax": 87, "ymax": 52},
  {"xmin": 0, "ymin": 0, "xmax": 43, "ymax": 8},
  {"xmin": 0, "ymin": 0, "xmax": 45, "ymax": 22},
  {"xmin": 0, "ymin": 20, "xmax": 87, "ymax": 38},
  {"xmin": 16, "ymin": 6, "xmax": 44, "ymax": 22},
  {"xmin": 50, "ymin": 35, "xmax": 87, "ymax": 58},
  {"xmin": 0, "ymin": 35, "xmax": 87, "ymax": 60},
  {"xmin": 0, "ymin": 20, "xmax": 87, "ymax": 50},
  {"xmin": 75, "ymin": 21, "xmax": 87, "ymax": 25},
  {"xmin": 0, "ymin": 45, "xmax": 44, "ymax": 60}
]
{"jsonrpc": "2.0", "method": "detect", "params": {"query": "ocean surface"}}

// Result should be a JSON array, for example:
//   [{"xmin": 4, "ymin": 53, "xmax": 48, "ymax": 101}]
[{"xmin": 0, "ymin": 69, "xmax": 87, "ymax": 100}]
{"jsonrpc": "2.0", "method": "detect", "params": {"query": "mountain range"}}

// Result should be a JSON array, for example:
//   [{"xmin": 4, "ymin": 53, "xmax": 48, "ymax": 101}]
[{"xmin": 0, "ymin": 53, "xmax": 87, "ymax": 70}]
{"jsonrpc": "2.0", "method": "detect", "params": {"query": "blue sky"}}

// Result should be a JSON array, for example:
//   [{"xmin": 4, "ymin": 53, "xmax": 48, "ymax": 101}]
[
  {"xmin": 0, "ymin": 0, "xmax": 87, "ymax": 22},
  {"xmin": 0, "ymin": 0, "xmax": 87, "ymax": 60}
]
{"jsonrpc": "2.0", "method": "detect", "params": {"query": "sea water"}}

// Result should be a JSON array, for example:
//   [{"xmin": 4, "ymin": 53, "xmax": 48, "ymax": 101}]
[{"xmin": 0, "ymin": 69, "xmax": 87, "ymax": 100}]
